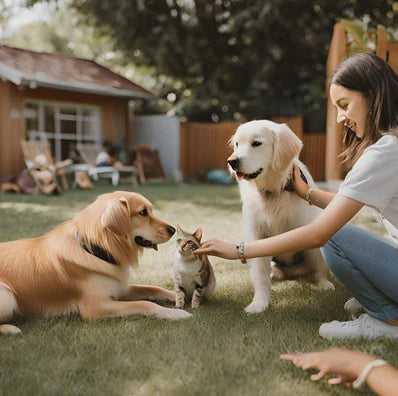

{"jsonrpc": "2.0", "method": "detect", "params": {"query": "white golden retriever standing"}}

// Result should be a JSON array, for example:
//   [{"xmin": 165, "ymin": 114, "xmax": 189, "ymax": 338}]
[{"xmin": 228, "ymin": 120, "xmax": 334, "ymax": 314}]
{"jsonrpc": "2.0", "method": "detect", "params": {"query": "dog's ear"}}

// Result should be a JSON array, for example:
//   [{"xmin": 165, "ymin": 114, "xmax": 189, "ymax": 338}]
[
  {"xmin": 272, "ymin": 124, "xmax": 303, "ymax": 171},
  {"xmin": 228, "ymin": 135, "xmax": 235, "ymax": 149},
  {"xmin": 193, "ymin": 228, "xmax": 202, "ymax": 242},
  {"xmin": 101, "ymin": 197, "xmax": 130, "ymax": 235}
]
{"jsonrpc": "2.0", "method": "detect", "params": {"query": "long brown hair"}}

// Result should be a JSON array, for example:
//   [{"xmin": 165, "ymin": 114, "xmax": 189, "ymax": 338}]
[{"xmin": 330, "ymin": 53, "xmax": 398, "ymax": 166}]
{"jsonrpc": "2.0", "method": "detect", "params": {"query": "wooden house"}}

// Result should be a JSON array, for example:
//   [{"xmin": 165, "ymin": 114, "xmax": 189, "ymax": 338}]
[{"xmin": 0, "ymin": 45, "xmax": 151, "ymax": 179}]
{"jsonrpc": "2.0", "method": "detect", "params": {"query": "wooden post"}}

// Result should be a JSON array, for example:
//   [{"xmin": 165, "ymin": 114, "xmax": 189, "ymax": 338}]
[
  {"xmin": 127, "ymin": 106, "xmax": 134, "ymax": 153},
  {"xmin": 376, "ymin": 25, "xmax": 388, "ymax": 60},
  {"xmin": 376, "ymin": 25, "xmax": 398, "ymax": 73},
  {"xmin": 325, "ymin": 22, "xmax": 346, "ymax": 180}
]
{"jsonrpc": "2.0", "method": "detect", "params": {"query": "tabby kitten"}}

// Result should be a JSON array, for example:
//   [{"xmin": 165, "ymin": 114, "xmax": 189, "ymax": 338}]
[{"xmin": 174, "ymin": 225, "xmax": 216, "ymax": 309}]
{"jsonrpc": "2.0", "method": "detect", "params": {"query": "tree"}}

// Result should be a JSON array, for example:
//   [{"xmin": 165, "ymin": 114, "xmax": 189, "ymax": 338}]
[
  {"xmin": 26, "ymin": 0, "xmax": 398, "ymax": 129},
  {"xmin": 0, "ymin": 0, "xmax": 16, "ymax": 39}
]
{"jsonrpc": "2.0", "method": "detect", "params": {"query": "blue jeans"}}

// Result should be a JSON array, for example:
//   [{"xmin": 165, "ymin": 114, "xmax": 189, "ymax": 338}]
[{"xmin": 321, "ymin": 223, "xmax": 398, "ymax": 321}]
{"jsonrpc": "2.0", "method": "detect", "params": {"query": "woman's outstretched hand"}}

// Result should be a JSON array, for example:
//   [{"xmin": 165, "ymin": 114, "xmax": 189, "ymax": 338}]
[
  {"xmin": 194, "ymin": 239, "xmax": 238, "ymax": 259},
  {"xmin": 280, "ymin": 348, "xmax": 376, "ymax": 388}
]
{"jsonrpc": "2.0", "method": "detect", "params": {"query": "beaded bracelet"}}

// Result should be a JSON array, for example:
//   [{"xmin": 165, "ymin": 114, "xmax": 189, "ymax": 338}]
[
  {"xmin": 305, "ymin": 187, "xmax": 313, "ymax": 205},
  {"xmin": 236, "ymin": 241, "xmax": 247, "ymax": 264},
  {"xmin": 352, "ymin": 359, "xmax": 387, "ymax": 389}
]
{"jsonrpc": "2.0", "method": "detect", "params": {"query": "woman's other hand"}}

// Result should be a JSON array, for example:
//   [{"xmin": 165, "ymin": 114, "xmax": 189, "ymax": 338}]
[{"xmin": 292, "ymin": 163, "xmax": 309, "ymax": 199}]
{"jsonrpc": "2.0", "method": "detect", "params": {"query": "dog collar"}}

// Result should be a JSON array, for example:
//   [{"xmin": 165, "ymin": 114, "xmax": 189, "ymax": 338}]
[
  {"xmin": 74, "ymin": 234, "xmax": 118, "ymax": 265},
  {"xmin": 284, "ymin": 167, "xmax": 308, "ymax": 192},
  {"xmin": 257, "ymin": 166, "xmax": 308, "ymax": 196}
]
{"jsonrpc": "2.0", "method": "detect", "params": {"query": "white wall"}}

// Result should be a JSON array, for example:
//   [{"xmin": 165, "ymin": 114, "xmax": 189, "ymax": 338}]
[{"xmin": 133, "ymin": 115, "xmax": 181, "ymax": 181}]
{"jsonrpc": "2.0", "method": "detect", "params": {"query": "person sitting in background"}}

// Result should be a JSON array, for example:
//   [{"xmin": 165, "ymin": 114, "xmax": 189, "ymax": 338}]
[
  {"xmin": 95, "ymin": 140, "xmax": 124, "ymax": 168},
  {"xmin": 95, "ymin": 140, "xmax": 114, "ymax": 167},
  {"xmin": 280, "ymin": 348, "xmax": 398, "ymax": 395},
  {"xmin": 68, "ymin": 145, "xmax": 84, "ymax": 164}
]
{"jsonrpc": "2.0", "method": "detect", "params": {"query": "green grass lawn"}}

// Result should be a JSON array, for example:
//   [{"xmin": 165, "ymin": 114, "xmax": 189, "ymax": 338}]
[{"xmin": 0, "ymin": 182, "xmax": 396, "ymax": 396}]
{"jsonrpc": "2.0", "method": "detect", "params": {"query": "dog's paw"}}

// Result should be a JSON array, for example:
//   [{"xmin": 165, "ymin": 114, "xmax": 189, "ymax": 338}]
[
  {"xmin": 0, "ymin": 324, "xmax": 22, "ymax": 334},
  {"xmin": 162, "ymin": 308, "xmax": 192, "ymax": 320},
  {"xmin": 244, "ymin": 300, "xmax": 269, "ymax": 314},
  {"xmin": 316, "ymin": 279, "xmax": 335, "ymax": 291},
  {"xmin": 270, "ymin": 265, "xmax": 285, "ymax": 281},
  {"xmin": 162, "ymin": 289, "xmax": 177, "ymax": 302}
]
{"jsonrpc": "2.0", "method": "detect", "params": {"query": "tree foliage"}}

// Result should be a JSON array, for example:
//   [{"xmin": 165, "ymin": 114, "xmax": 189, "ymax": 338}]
[
  {"xmin": 27, "ymin": 0, "xmax": 398, "ymax": 129},
  {"xmin": 0, "ymin": 0, "xmax": 15, "ymax": 38}
]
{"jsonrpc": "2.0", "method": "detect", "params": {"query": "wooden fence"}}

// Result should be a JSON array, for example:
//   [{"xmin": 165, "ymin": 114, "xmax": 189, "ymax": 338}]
[
  {"xmin": 180, "ymin": 117, "xmax": 326, "ymax": 181},
  {"xmin": 301, "ymin": 133, "xmax": 325, "ymax": 181},
  {"xmin": 180, "ymin": 121, "xmax": 238, "ymax": 180}
]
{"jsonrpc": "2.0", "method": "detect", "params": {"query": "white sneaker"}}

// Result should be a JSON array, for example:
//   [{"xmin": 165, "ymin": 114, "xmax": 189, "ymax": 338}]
[
  {"xmin": 319, "ymin": 314, "xmax": 398, "ymax": 340},
  {"xmin": 344, "ymin": 297, "xmax": 364, "ymax": 319}
]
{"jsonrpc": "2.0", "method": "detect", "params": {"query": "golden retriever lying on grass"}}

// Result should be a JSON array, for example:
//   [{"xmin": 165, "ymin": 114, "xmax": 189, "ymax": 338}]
[{"xmin": 0, "ymin": 191, "xmax": 191, "ymax": 334}]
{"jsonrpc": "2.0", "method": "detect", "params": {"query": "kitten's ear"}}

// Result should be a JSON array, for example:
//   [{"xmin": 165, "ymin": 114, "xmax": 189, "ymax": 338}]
[
  {"xmin": 176, "ymin": 224, "xmax": 183, "ymax": 234},
  {"xmin": 193, "ymin": 228, "xmax": 202, "ymax": 242}
]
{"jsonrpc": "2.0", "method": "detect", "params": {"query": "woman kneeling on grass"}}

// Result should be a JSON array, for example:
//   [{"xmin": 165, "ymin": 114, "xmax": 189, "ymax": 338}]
[{"xmin": 194, "ymin": 52, "xmax": 398, "ymax": 341}]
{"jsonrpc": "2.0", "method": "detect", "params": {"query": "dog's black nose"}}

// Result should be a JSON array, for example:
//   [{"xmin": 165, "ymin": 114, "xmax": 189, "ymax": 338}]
[
  {"xmin": 166, "ymin": 225, "xmax": 176, "ymax": 236},
  {"xmin": 228, "ymin": 158, "xmax": 240, "ymax": 171}
]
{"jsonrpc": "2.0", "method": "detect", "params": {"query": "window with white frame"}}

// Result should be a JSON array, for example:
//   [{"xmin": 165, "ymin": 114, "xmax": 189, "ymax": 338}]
[{"xmin": 24, "ymin": 100, "xmax": 101, "ymax": 161}]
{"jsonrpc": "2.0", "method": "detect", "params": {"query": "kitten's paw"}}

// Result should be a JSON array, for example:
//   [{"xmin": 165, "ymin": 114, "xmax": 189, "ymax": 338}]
[
  {"xmin": 191, "ymin": 302, "xmax": 200, "ymax": 309},
  {"xmin": 176, "ymin": 294, "xmax": 185, "ymax": 309},
  {"xmin": 244, "ymin": 300, "xmax": 269, "ymax": 314}
]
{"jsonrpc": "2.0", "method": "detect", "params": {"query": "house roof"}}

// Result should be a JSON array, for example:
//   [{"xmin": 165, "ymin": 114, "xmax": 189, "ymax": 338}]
[{"xmin": 0, "ymin": 45, "xmax": 152, "ymax": 99}]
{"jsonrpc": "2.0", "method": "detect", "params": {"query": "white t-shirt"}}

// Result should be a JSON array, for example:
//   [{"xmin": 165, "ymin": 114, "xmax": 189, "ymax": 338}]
[
  {"xmin": 338, "ymin": 134, "xmax": 398, "ymax": 236},
  {"xmin": 95, "ymin": 151, "xmax": 111, "ymax": 166}
]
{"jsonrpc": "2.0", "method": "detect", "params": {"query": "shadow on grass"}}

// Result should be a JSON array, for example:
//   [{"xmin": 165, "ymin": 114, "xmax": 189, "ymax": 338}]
[{"xmin": 0, "ymin": 181, "xmax": 242, "ymax": 217}]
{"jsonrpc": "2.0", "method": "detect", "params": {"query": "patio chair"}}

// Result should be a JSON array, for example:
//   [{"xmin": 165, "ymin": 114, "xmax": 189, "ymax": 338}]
[
  {"xmin": 76, "ymin": 143, "xmax": 138, "ymax": 186},
  {"xmin": 20, "ymin": 140, "xmax": 72, "ymax": 191}
]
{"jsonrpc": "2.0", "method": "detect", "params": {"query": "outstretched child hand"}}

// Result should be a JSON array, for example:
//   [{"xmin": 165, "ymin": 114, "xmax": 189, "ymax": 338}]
[{"xmin": 280, "ymin": 348, "xmax": 376, "ymax": 388}]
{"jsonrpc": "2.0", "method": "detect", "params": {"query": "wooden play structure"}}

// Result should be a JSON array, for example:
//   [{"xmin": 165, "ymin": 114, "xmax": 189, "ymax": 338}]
[{"xmin": 325, "ymin": 23, "xmax": 398, "ymax": 180}]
